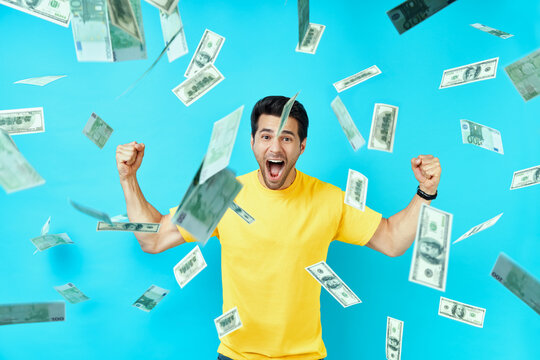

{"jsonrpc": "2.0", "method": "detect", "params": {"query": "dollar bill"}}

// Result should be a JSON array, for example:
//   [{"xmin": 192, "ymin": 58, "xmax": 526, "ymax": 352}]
[
  {"xmin": 409, "ymin": 204, "xmax": 453, "ymax": 291},
  {"xmin": 109, "ymin": 0, "xmax": 146, "ymax": 62},
  {"xmin": 144, "ymin": 0, "xmax": 179, "ymax": 14},
  {"xmin": 173, "ymin": 245, "xmax": 207, "ymax": 288},
  {"xmin": 172, "ymin": 63, "xmax": 225, "ymax": 106},
  {"xmin": 297, "ymin": 0, "xmax": 309, "ymax": 44},
  {"xmin": 97, "ymin": 221, "xmax": 160, "ymax": 233},
  {"xmin": 229, "ymin": 202, "xmax": 254, "ymax": 224},
  {"xmin": 330, "ymin": 96, "xmax": 365, "ymax": 151},
  {"xmin": 386, "ymin": 317, "xmax": 403, "ymax": 360},
  {"xmin": 184, "ymin": 29, "xmax": 225, "ymax": 78},
  {"xmin": 510, "ymin": 165, "xmax": 540, "ymax": 190},
  {"xmin": 460, "ymin": 119, "xmax": 503, "ymax": 154},
  {"xmin": 69, "ymin": 199, "xmax": 113, "ymax": 224},
  {"xmin": 470, "ymin": 23, "xmax": 513, "ymax": 39},
  {"xmin": 214, "ymin": 306, "xmax": 243, "ymax": 338},
  {"xmin": 453, "ymin": 213, "xmax": 503, "ymax": 244},
  {"xmin": 83, "ymin": 113, "xmax": 113, "ymax": 149},
  {"xmin": 54, "ymin": 283, "xmax": 90, "ymax": 304},
  {"xmin": 438, "ymin": 296, "xmax": 486, "ymax": 327},
  {"xmin": 277, "ymin": 92, "xmax": 300, "ymax": 136},
  {"xmin": 30, "ymin": 233, "xmax": 73, "ymax": 252},
  {"xmin": 296, "ymin": 23, "xmax": 324, "ymax": 54},
  {"xmin": 491, "ymin": 253, "xmax": 540, "ymax": 314},
  {"xmin": 0, "ymin": 0, "xmax": 70, "ymax": 27},
  {"xmin": 41, "ymin": 216, "xmax": 51, "ymax": 236},
  {"xmin": 306, "ymin": 261, "xmax": 361, "ymax": 307},
  {"xmin": 504, "ymin": 49, "xmax": 540, "ymax": 102},
  {"xmin": 14, "ymin": 75, "xmax": 66, "ymax": 86},
  {"xmin": 160, "ymin": 7, "xmax": 188, "ymax": 63},
  {"xmin": 0, "ymin": 129, "xmax": 45, "ymax": 194},
  {"xmin": 440, "ymin": 57, "xmax": 498, "ymax": 89},
  {"xmin": 368, "ymin": 103, "xmax": 398, "ymax": 153},
  {"xmin": 132, "ymin": 285, "xmax": 169, "ymax": 312},
  {"xmin": 200, "ymin": 106, "xmax": 244, "ymax": 184},
  {"xmin": 0, "ymin": 107, "xmax": 44, "ymax": 135},
  {"xmin": 387, "ymin": 0, "xmax": 456, "ymax": 35},
  {"xmin": 0, "ymin": 302, "xmax": 65, "ymax": 326},
  {"xmin": 106, "ymin": 0, "xmax": 142, "ymax": 42},
  {"xmin": 333, "ymin": 65, "xmax": 381, "ymax": 93},
  {"xmin": 344, "ymin": 169, "xmax": 368, "ymax": 212}
]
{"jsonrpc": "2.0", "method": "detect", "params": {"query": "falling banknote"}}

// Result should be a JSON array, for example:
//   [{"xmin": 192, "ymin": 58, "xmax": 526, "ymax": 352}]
[
  {"xmin": 0, "ymin": 0, "xmax": 70, "ymax": 27},
  {"xmin": 344, "ymin": 169, "xmax": 368, "ymax": 212},
  {"xmin": 470, "ymin": 23, "xmax": 513, "ymax": 39},
  {"xmin": 30, "ymin": 216, "xmax": 73, "ymax": 252},
  {"xmin": 96, "ymin": 222, "xmax": 160, "ymax": 233},
  {"xmin": 386, "ymin": 0, "xmax": 456, "ymax": 35},
  {"xmin": 159, "ymin": 7, "xmax": 188, "ymax": 63},
  {"xmin": 83, "ymin": 113, "xmax": 113, "ymax": 149},
  {"xmin": 333, "ymin": 65, "xmax": 381, "ymax": 93},
  {"xmin": 0, "ymin": 107, "xmax": 44, "ymax": 135},
  {"xmin": 14, "ymin": 75, "xmax": 66, "ymax": 86},
  {"xmin": 172, "ymin": 63, "xmax": 225, "ymax": 106},
  {"xmin": 368, "ymin": 103, "xmax": 398, "ymax": 153},
  {"xmin": 54, "ymin": 283, "xmax": 89, "ymax": 304},
  {"xmin": 145, "ymin": 0, "xmax": 179, "ymax": 14},
  {"xmin": 460, "ymin": 119, "xmax": 503, "ymax": 154},
  {"xmin": 509, "ymin": 165, "xmax": 540, "ymax": 190},
  {"xmin": 453, "ymin": 213, "xmax": 503, "ymax": 244},
  {"xmin": 504, "ymin": 49, "xmax": 540, "ymax": 102},
  {"xmin": 439, "ymin": 57, "xmax": 498, "ymax": 89},
  {"xmin": 297, "ymin": 0, "xmax": 309, "ymax": 44},
  {"xmin": 214, "ymin": 307, "xmax": 243, "ymax": 338},
  {"xmin": 173, "ymin": 245, "xmax": 207, "ymax": 288},
  {"xmin": 132, "ymin": 285, "xmax": 169, "ymax": 312},
  {"xmin": 296, "ymin": 23, "xmax": 325, "ymax": 54},
  {"xmin": 229, "ymin": 202, "xmax": 255, "ymax": 224},
  {"xmin": 69, "ymin": 199, "xmax": 113, "ymax": 225},
  {"xmin": 438, "ymin": 296, "xmax": 486, "ymax": 328},
  {"xmin": 185, "ymin": 29, "xmax": 225, "ymax": 78},
  {"xmin": 0, "ymin": 302, "xmax": 65, "ymax": 326},
  {"xmin": 306, "ymin": 261, "xmax": 361, "ymax": 307},
  {"xmin": 409, "ymin": 204, "xmax": 453, "ymax": 291},
  {"xmin": 277, "ymin": 92, "xmax": 300, "ymax": 136},
  {"xmin": 330, "ymin": 96, "xmax": 365, "ymax": 151},
  {"xmin": 386, "ymin": 317, "xmax": 403, "ymax": 360}
]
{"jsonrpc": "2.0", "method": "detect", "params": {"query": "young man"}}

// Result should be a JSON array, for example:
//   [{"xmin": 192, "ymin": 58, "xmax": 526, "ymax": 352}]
[{"xmin": 116, "ymin": 96, "xmax": 442, "ymax": 360}]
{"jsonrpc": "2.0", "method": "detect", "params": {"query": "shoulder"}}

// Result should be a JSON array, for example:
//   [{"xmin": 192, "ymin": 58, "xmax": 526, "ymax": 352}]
[
  {"xmin": 299, "ymin": 171, "xmax": 343, "ymax": 197},
  {"xmin": 237, "ymin": 171, "xmax": 256, "ymax": 185}
]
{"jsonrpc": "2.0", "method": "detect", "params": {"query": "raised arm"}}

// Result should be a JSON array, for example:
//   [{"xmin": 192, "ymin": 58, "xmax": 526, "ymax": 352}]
[{"xmin": 117, "ymin": 141, "xmax": 185, "ymax": 254}]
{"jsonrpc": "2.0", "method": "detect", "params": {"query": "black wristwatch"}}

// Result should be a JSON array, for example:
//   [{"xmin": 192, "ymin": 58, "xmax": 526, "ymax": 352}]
[{"xmin": 417, "ymin": 186, "xmax": 437, "ymax": 200}]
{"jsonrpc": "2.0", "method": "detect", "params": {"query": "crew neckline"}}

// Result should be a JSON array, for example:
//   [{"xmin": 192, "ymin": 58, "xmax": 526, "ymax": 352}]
[{"xmin": 250, "ymin": 168, "xmax": 302, "ymax": 196}]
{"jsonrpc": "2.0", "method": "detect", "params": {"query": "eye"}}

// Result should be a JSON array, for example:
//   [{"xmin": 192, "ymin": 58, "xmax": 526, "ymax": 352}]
[
  {"xmin": 283, "ymin": 137, "xmax": 292, "ymax": 142},
  {"xmin": 261, "ymin": 135, "xmax": 270, "ymax": 140}
]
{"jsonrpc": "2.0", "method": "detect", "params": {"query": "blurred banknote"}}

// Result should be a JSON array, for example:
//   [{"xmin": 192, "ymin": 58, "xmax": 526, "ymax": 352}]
[
  {"xmin": 83, "ymin": 113, "xmax": 113, "ymax": 149},
  {"xmin": 144, "ymin": 0, "xmax": 178, "ymax": 14},
  {"xmin": 160, "ymin": 7, "xmax": 188, "ymax": 62},
  {"xmin": 110, "ymin": 213, "xmax": 129, "ymax": 222},
  {"xmin": 31, "ymin": 233, "xmax": 73, "ymax": 252},
  {"xmin": 510, "ymin": 165, "xmax": 540, "ymax": 190},
  {"xmin": 69, "ymin": 199, "xmax": 113, "ymax": 224},
  {"xmin": 460, "ymin": 119, "xmax": 503, "ymax": 154},
  {"xmin": 491, "ymin": 253, "xmax": 540, "ymax": 314},
  {"xmin": 453, "ymin": 213, "xmax": 503, "ymax": 244},
  {"xmin": 386, "ymin": 317, "xmax": 403, "ymax": 360},
  {"xmin": 330, "ymin": 96, "xmax": 365, "ymax": 151},
  {"xmin": 185, "ymin": 29, "xmax": 225, "ymax": 78},
  {"xmin": 306, "ymin": 261, "xmax": 361, "ymax": 307},
  {"xmin": 368, "ymin": 103, "xmax": 398, "ymax": 153},
  {"xmin": 409, "ymin": 204, "xmax": 452, "ymax": 291},
  {"xmin": 54, "ymin": 283, "xmax": 89, "ymax": 304},
  {"xmin": 215, "ymin": 307, "xmax": 243, "ymax": 338},
  {"xmin": 106, "ymin": 0, "xmax": 142, "ymax": 41},
  {"xmin": 229, "ymin": 202, "xmax": 254, "ymax": 224},
  {"xmin": 0, "ymin": 129, "xmax": 45, "ymax": 193},
  {"xmin": 345, "ymin": 169, "xmax": 368, "ymax": 212},
  {"xmin": 200, "ymin": 106, "xmax": 243, "ymax": 184},
  {"xmin": 0, "ymin": 302, "xmax": 65, "ymax": 326},
  {"xmin": 296, "ymin": 23, "xmax": 325, "ymax": 54},
  {"xmin": 172, "ymin": 63, "xmax": 225, "ymax": 106},
  {"xmin": 97, "ymin": 221, "xmax": 160, "ymax": 232},
  {"xmin": 333, "ymin": 65, "xmax": 381, "ymax": 93},
  {"xmin": 0, "ymin": 0, "xmax": 70, "ymax": 27},
  {"xmin": 439, "ymin": 57, "xmax": 498, "ymax": 89},
  {"xmin": 14, "ymin": 75, "xmax": 66, "ymax": 86},
  {"xmin": 277, "ymin": 92, "xmax": 300, "ymax": 136},
  {"xmin": 173, "ymin": 245, "xmax": 207, "ymax": 288},
  {"xmin": 470, "ymin": 23, "xmax": 513, "ymax": 39},
  {"xmin": 386, "ymin": 0, "xmax": 456, "ymax": 35},
  {"xmin": 504, "ymin": 49, "xmax": 540, "ymax": 102},
  {"xmin": 438, "ymin": 296, "xmax": 486, "ymax": 327},
  {"xmin": 0, "ymin": 107, "xmax": 44, "ymax": 135},
  {"xmin": 132, "ymin": 285, "xmax": 169, "ymax": 312},
  {"xmin": 41, "ymin": 216, "xmax": 51, "ymax": 236},
  {"xmin": 297, "ymin": 0, "xmax": 309, "ymax": 44}
]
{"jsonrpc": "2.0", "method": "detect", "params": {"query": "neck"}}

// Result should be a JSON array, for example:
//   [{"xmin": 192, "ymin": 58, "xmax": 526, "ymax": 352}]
[{"xmin": 257, "ymin": 168, "xmax": 297, "ymax": 190}]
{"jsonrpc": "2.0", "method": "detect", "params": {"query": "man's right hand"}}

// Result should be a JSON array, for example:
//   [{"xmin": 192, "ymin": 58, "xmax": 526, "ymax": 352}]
[{"xmin": 116, "ymin": 141, "xmax": 145, "ymax": 181}]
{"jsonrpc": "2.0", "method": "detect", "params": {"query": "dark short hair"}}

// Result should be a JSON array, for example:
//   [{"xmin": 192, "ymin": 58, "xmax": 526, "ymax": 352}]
[{"xmin": 251, "ymin": 96, "xmax": 309, "ymax": 142}]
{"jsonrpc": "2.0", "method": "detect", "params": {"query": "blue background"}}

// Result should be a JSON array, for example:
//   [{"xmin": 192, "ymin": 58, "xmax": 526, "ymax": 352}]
[{"xmin": 1, "ymin": 0, "xmax": 539, "ymax": 359}]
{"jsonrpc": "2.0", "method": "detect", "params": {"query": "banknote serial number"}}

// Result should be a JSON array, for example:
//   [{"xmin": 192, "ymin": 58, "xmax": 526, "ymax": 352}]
[{"xmin": 491, "ymin": 271, "xmax": 502, "ymax": 282}]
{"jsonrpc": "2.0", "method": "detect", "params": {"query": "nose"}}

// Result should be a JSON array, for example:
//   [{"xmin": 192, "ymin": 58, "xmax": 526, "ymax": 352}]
[{"xmin": 268, "ymin": 136, "xmax": 282, "ymax": 153}]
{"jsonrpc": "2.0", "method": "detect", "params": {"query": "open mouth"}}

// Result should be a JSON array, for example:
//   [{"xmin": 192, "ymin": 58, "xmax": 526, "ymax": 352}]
[{"xmin": 266, "ymin": 159, "xmax": 285, "ymax": 181}]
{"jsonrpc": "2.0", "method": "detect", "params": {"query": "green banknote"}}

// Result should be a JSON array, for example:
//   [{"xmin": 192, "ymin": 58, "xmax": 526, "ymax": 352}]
[
  {"xmin": 387, "ymin": 0, "xmax": 457, "ymax": 35},
  {"xmin": 0, "ymin": 107, "xmax": 44, "ymax": 135},
  {"xmin": 83, "ymin": 113, "xmax": 113, "ymax": 149},
  {"xmin": 0, "ymin": 302, "xmax": 65, "ymax": 326},
  {"xmin": 460, "ymin": 119, "xmax": 503, "ymax": 154},
  {"xmin": 330, "ymin": 96, "xmax": 365, "ymax": 151},
  {"xmin": 31, "ymin": 234, "xmax": 73, "ymax": 252},
  {"xmin": 0, "ymin": 0, "xmax": 70, "ymax": 27},
  {"xmin": 69, "ymin": 199, "xmax": 113, "ymax": 224},
  {"xmin": 505, "ymin": 49, "xmax": 540, "ymax": 102},
  {"xmin": 277, "ymin": 92, "xmax": 299, "ymax": 136},
  {"xmin": 54, "ymin": 283, "xmax": 90, "ymax": 304},
  {"xmin": 297, "ymin": 0, "xmax": 309, "ymax": 44},
  {"xmin": 133, "ymin": 285, "xmax": 169, "ymax": 312}
]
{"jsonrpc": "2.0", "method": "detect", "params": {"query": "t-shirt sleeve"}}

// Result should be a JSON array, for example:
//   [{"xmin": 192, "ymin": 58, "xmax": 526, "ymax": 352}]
[
  {"xmin": 334, "ymin": 191, "xmax": 382, "ymax": 246},
  {"xmin": 169, "ymin": 206, "xmax": 219, "ymax": 243}
]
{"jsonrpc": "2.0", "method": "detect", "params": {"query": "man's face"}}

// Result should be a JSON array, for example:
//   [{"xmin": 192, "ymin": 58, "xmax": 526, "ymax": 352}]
[
  {"xmin": 420, "ymin": 241, "xmax": 440, "ymax": 258},
  {"xmin": 251, "ymin": 114, "xmax": 306, "ymax": 190}
]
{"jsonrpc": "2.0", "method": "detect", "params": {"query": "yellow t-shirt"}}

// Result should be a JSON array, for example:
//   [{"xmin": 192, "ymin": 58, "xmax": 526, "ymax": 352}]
[{"xmin": 170, "ymin": 170, "xmax": 382, "ymax": 360}]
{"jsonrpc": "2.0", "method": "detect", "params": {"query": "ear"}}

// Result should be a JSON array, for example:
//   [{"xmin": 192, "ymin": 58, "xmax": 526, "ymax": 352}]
[
  {"xmin": 299, "ymin": 137, "xmax": 306, "ymax": 155},
  {"xmin": 250, "ymin": 134, "xmax": 254, "ymax": 148}
]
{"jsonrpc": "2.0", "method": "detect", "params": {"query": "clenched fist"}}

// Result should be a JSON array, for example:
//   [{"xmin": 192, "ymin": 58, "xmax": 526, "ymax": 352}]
[
  {"xmin": 411, "ymin": 155, "xmax": 441, "ymax": 195},
  {"xmin": 116, "ymin": 141, "xmax": 145, "ymax": 180}
]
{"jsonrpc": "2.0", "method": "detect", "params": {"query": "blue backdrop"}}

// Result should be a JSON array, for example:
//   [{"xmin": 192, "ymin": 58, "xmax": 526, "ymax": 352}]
[{"xmin": 1, "ymin": 0, "xmax": 539, "ymax": 359}]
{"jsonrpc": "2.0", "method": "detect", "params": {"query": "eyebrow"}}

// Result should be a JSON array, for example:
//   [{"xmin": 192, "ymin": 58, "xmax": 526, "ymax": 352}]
[{"xmin": 259, "ymin": 128, "xmax": 296, "ymax": 137}]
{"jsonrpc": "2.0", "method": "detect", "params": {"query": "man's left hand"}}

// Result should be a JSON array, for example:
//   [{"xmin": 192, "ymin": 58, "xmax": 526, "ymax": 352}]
[{"xmin": 411, "ymin": 155, "xmax": 441, "ymax": 195}]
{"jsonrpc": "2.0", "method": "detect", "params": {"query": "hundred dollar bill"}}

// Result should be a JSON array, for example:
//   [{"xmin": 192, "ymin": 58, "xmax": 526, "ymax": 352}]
[
  {"xmin": 330, "ymin": 96, "xmax": 365, "ymax": 151},
  {"xmin": 0, "ymin": 129, "xmax": 45, "ymax": 193},
  {"xmin": 160, "ymin": 7, "xmax": 188, "ymax": 63},
  {"xmin": 306, "ymin": 261, "xmax": 361, "ymax": 307},
  {"xmin": 0, "ymin": 107, "xmax": 44, "ymax": 135},
  {"xmin": 368, "ymin": 103, "xmax": 398, "ymax": 152},
  {"xmin": 69, "ymin": 199, "xmax": 113, "ymax": 224},
  {"xmin": 438, "ymin": 296, "xmax": 486, "ymax": 327},
  {"xmin": 296, "ymin": 23, "xmax": 324, "ymax": 54},
  {"xmin": 173, "ymin": 245, "xmax": 207, "ymax": 288},
  {"xmin": 172, "ymin": 63, "xmax": 225, "ymax": 106},
  {"xmin": 344, "ymin": 169, "xmax": 368, "ymax": 212},
  {"xmin": 41, "ymin": 216, "xmax": 51, "ymax": 236},
  {"xmin": 460, "ymin": 119, "xmax": 503, "ymax": 154},
  {"xmin": 200, "ymin": 106, "xmax": 244, "ymax": 184},
  {"xmin": 0, "ymin": 302, "xmax": 65, "ymax": 326},
  {"xmin": 386, "ymin": 317, "xmax": 403, "ymax": 360},
  {"xmin": 453, "ymin": 213, "xmax": 503, "ymax": 244},
  {"xmin": 54, "ymin": 283, "xmax": 89, "ymax": 304},
  {"xmin": 409, "ymin": 204, "xmax": 452, "ymax": 291},
  {"xmin": 470, "ymin": 23, "xmax": 513, "ymax": 39},
  {"xmin": 277, "ymin": 92, "xmax": 300, "ymax": 136},
  {"xmin": 31, "ymin": 233, "xmax": 73, "ymax": 252},
  {"xmin": 14, "ymin": 75, "xmax": 66, "ymax": 86},
  {"xmin": 333, "ymin": 65, "xmax": 381, "ymax": 93},
  {"xmin": 510, "ymin": 165, "xmax": 540, "ymax": 190},
  {"xmin": 83, "ymin": 113, "xmax": 113, "ymax": 149},
  {"xmin": 185, "ymin": 29, "xmax": 225, "ymax": 78},
  {"xmin": 214, "ymin": 307, "xmax": 243, "ymax": 338},
  {"xmin": 297, "ymin": 0, "xmax": 309, "ymax": 44},
  {"xmin": 504, "ymin": 49, "xmax": 540, "ymax": 102},
  {"xmin": 145, "ymin": 0, "xmax": 179, "ymax": 14},
  {"xmin": 491, "ymin": 253, "xmax": 540, "ymax": 314},
  {"xmin": 439, "ymin": 57, "xmax": 498, "ymax": 89},
  {"xmin": 133, "ymin": 285, "xmax": 169, "ymax": 312},
  {"xmin": 386, "ymin": 0, "xmax": 456, "ymax": 35},
  {"xmin": 106, "ymin": 0, "xmax": 142, "ymax": 42},
  {"xmin": 0, "ymin": 0, "xmax": 70, "ymax": 27},
  {"xmin": 229, "ymin": 202, "xmax": 254, "ymax": 224},
  {"xmin": 97, "ymin": 221, "xmax": 160, "ymax": 233}
]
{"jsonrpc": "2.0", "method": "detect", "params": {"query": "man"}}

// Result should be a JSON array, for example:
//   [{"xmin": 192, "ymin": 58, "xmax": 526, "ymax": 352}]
[{"xmin": 116, "ymin": 96, "xmax": 442, "ymax": 360}]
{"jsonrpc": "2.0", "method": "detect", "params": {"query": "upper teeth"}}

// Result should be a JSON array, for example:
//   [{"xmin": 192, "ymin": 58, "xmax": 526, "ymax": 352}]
[{"xmin": 269, "ymin": 160, "xmax": 282, "ymax": 163}]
